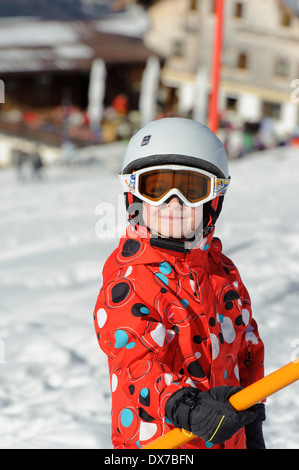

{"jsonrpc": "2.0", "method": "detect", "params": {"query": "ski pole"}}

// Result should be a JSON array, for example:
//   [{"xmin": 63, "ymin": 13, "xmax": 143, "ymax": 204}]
[{"xmin": 142, "ymin": 358, "xmax": 299, "ymax": 449}]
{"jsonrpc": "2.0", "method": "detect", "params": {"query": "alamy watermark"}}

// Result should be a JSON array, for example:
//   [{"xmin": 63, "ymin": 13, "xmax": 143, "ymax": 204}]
[
  {"xmin": 290, "ymin": 79, "xmax": 299, "ymax": 104},
  {"xmin": 0, "ymin": 80, "xmax": 4, "ymax": 103},
  {"xmin": 290, "ymin": 339, "xmax": 299, "ymax": 362},
  {"xmin": 95, "ymin": 195, "xmax": 204, "ymax": 249},
  {"xmin": 95, "ymin": 195, "xmax": 127, "ymax": 239},
  {"xmin": 0, "ymin": 339, "xmax": 5, "ymax": 363}
]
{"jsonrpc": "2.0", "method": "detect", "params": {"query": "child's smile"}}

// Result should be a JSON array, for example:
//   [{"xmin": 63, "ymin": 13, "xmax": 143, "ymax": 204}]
[{"xmin": 143, "ymin": 196, "xmax": 203, "ymax": 239}]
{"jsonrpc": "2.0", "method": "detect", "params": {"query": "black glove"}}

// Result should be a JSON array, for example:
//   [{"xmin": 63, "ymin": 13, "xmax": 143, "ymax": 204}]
[
  {"xmin": 165, "ymin": 386, "xmax": 258, "ymax": 445},
  {"xmin": 245, "ymin": 404, "xmax": 266, "ymax": 449}
]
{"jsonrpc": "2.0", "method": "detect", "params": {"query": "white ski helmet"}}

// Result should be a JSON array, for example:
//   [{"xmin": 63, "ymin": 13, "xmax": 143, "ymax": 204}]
[
  {"xmin": 121, "ymin": 117, "xmax": 229, "ymax": 245},
  {"xmin": 121, "ymin": 117, "xmax": 229, "ymax": 179}
]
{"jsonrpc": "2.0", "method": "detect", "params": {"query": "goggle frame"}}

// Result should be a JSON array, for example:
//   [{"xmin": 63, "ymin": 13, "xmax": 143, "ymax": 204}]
[{"xmin": 119, "ymin": 164, "xmax": 230, "ymax": 207}]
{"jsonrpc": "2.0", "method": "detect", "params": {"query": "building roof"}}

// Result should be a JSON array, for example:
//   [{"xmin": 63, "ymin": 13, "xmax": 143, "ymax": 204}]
[{"xmin": 0, "ymin": 17, "xmax": 158, "ymax": 74}]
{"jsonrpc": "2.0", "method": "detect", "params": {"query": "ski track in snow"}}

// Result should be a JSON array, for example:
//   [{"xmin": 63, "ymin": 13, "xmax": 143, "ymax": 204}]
[{"xmin": 0, "ymin": 144, "xmax": 298, "ymax": 449}]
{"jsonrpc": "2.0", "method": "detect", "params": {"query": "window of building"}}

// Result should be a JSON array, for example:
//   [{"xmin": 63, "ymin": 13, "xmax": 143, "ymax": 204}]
[
  {"xmin": 190, "ymin": 0, "xmax": 197, "ymax": 11},
  {"xmin": 262, "ymin": 101, "xmax": 281, "ymax": 119},
  {"xmin": 275, "ymin": 58, "xmax": 289, "ymax": 77},
  {"xmin": 226, "ymin": 97, "xmax": 238, "ymax": 111},
  {"xmin": 237, "ymin": 52, "xmax": 248, "ymax": 69},
  {"xmin": 34, "ymin": 74, "xmax": 53, "ymax": 106},
  {"xmin": 173, "ymin": 39, "xmax": 184, "ymax": 57},
  {"xmin": 281, "ymin": 10, "xmax": 292, "ymax": 27},
  {"xmin": 234, "ymin": 2, "xmax": 243, "ymax": 18}
]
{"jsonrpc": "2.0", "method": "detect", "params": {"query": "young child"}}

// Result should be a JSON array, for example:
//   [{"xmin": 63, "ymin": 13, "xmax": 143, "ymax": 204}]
[{"xmin": 93, "ymin": 117, "xmax": 265, "ymax": 449}]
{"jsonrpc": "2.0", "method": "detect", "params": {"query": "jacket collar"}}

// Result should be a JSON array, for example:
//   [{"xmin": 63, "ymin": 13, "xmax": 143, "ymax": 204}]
[{"xmin": 125, "ymin": 224, "xmax": 219, "ymax": 267}]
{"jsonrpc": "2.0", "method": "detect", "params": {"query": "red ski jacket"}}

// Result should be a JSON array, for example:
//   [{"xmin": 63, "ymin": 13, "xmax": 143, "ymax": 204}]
[{"xmin": 93, "ymin": 225, "xmax": 264, "ymax": 449}]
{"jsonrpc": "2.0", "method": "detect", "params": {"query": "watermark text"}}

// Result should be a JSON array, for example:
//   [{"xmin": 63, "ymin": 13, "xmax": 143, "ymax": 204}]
[
  {"xmin": 0, "ymin": 80, "xmax": 4, "ymax": 103},
  {"xmin": 290, "ymin": 79, "xmax": 299, "ymax": 104},
  {"xmin": 290, "ymin": 338, "xmax": 299, "ymax": 362}
]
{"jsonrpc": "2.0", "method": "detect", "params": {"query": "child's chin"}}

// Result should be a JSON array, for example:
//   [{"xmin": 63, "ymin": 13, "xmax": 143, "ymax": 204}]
[{"xmin": 161, "ymin": 223, "xmax": 194, "ymax": 239}]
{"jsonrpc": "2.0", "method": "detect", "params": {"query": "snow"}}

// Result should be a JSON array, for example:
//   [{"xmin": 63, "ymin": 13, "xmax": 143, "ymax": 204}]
[
  {"xmin": 0, "ymin": 22, "xmax": 93, "ymax": 73},
  {"xmin": 54, "ymin": 44, "xmax": 94, "ymax": 60},
  {"xmin": 0, "ymin": 143, "xmax": 299, "ymax": 449},
  {"xmin": 95, "ymin": 5, "xmax": 150, "ymax": 38},
  {"xmin": 0, "ymin": 21, "xmax": 78, "ymax": 48}
]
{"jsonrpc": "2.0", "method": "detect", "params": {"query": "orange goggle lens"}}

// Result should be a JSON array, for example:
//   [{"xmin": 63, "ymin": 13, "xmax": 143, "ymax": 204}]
[{"xmin": 139, "ymin": 169, "xmax": 211, "ymax": 203}]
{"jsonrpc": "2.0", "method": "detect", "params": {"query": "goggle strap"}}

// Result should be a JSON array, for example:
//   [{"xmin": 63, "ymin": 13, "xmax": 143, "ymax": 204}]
[
  {"xmin": 213, "ymin": 177, "xmax": 230, "ymax": 197},
  {"xmin": 119, "ymin": 173, "xmax": 136, "ymax": 194}
]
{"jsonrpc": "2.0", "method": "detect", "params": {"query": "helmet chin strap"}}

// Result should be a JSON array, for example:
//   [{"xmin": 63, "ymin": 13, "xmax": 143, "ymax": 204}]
[{"xmin": 149, "ymin": 226, "xmax": 204, "ymax": 254}]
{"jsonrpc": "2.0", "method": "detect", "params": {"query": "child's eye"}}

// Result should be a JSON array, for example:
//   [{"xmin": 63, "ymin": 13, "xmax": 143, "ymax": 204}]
[
  {"xmin": 186, "ymin": 186, "xmax": 203, "ymax": 200},
  {"xmin": 157, "ymin": 185, "xmax": 168, "ymax": 194},
  {"xmin": 187, "ymin": 188, "xmax": 198, "ymax": 196},
  {"xmin": 148, "ymin": 184, "xmax": 167, "ymax": 195},
  {"xmin": 181, "ymin": 184, "xmax": 195, "ymax": 194}
]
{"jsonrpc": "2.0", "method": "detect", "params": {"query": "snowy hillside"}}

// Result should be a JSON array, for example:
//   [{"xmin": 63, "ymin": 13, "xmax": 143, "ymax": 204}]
[{"xmin": 0, "ymin": 143, "xmax": 298, "ymax": 449}]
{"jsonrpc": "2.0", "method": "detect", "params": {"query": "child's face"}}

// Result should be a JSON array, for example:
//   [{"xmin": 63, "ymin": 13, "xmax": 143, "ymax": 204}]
[{"xmin": 143, "ymin": 197, "xmax": 203, "ymax": 239}]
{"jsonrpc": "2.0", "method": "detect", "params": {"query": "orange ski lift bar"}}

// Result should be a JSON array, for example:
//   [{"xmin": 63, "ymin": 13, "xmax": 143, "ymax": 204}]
[{"xmin": 143, "ymin": 359, "xmax": 299, "ymax": 449}]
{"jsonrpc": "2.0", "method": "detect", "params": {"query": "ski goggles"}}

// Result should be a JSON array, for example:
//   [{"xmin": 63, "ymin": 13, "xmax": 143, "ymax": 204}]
[{"xmin": 119, "ymin": 165, "xmax": 230, "ymax": 207}]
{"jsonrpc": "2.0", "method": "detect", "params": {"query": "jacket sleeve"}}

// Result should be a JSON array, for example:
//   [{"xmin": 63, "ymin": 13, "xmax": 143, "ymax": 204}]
[
  {"xmin": 93, "ymin": 272, "xmax": 194, "ymax": 423},
  {"xmin": 237, "ymin": 281, "xmax": 265, "ymax": 388}
]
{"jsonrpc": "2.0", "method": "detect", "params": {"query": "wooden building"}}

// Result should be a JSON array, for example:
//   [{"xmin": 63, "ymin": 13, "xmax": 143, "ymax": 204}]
[{"xmin": 0, "ymin": 17, "xmax": 162, "ymax": 155}]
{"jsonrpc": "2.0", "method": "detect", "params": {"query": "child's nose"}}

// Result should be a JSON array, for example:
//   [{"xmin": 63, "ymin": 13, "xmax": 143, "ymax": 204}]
[{"xmin": 166, "ymin": 196, "xmax": 184, "ymax": 206}]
